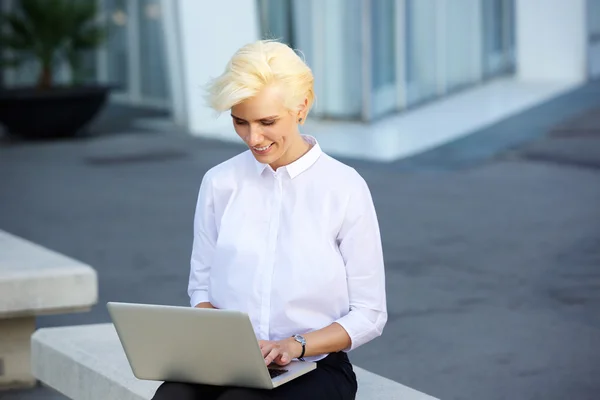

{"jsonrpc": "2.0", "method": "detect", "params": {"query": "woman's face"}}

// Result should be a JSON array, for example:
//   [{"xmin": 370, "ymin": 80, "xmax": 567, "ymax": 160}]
[{"xmin": 231, "ymin": 85, "xmax": 306, "ymax": 170}]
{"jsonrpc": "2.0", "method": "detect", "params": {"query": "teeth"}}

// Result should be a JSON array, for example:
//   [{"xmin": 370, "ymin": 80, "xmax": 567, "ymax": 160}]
[{"xmin": 254, "ymin": 145, "xmax": 270, "ymax": 151}]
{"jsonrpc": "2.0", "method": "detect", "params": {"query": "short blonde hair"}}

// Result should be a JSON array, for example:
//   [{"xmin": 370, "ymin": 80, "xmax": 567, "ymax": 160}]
[{"xmin": 205, "ymin": 40, "xmax": 315, "ymax": 118}]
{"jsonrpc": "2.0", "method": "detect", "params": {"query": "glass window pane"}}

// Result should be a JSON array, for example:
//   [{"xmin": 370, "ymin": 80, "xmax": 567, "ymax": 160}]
[
  {"xmin": 371, "ymin": 0, "xmax": 397, "ymax": 117},
  {"xmin": 78, "ymin": 50, "xmax": 98, "ymax": 84},
  {"xmin": 257, "ymin": 0, "xmax": 294, "ymax": 45},
  {"xmin": 105, "ymin": 0, "xmax": 129, "ymax": 91},
  {"xmin": 405, "ymin": 0, "xmax": 438, "ymax": 106},
  {"xmin": 319, "ymin": 0, "xmax": 363, "ymax": 118},
  {"xmin": 444, "ymin": 0, "xmax": 482, "ymax": 91},
  {"xmin": 371, "ymin": 0, "xmax": 395, "ymax": 90},
  {"xmin": 482, "ymin": 0, "xmax": 516, "ymax": 77},
  {"xmin": 3, "ymin": 0, "xmax": 56, "ymax": 86},
  {"xmin": 257, "ymin": 0, "xmax": 364, "ymax": 119},
  {"xmin": 589, "ymin": 0, "xmax": 600, "ymax": 38},
  {"xmin": 138, "ymin": 0, "xmax": 169, "ymax": 100}
]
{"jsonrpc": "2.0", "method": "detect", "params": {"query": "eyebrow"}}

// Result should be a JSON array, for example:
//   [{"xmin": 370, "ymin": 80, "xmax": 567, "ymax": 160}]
[{"xmin": 230, "ymin": 114, "xmax": 279, "ymax": 122}]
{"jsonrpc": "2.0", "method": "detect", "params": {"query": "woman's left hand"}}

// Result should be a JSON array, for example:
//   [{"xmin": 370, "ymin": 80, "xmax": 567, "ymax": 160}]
[{"xmin": 259, "ymin": 338, "xmax": 301, "ymax": 366}]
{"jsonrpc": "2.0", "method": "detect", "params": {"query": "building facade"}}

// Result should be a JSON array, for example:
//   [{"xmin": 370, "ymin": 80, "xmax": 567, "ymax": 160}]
[{"xmin": 2, "ymin": 0, "xmax": 599, "ymax": 159}]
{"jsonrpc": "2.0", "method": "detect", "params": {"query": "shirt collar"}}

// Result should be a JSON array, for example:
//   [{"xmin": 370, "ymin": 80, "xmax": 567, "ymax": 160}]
[{"xmin": 254, "ymin": 135, "xmax": 322, "ymax": 179}]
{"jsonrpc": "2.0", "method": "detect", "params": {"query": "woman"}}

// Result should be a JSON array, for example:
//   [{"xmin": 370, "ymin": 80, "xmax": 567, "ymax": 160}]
[{"xmin": 152, "ymin": 39, "xmax": 387, "ymax": 400}]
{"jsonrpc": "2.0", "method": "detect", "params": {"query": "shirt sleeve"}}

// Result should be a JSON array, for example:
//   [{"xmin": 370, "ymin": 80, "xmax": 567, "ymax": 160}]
[
  {"xmin": 334, "ymin": 173, "xmax": 388, "ymax": 351},
  {"xmin": 188, "ymin": 172, "xmax": 217, "ymax": 308}
]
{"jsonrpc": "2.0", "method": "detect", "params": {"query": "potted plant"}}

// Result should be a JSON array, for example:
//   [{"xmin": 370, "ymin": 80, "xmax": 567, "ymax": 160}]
[{"xmin": 0, "ymin": 0, "xmax": 110, "ymax": 139}]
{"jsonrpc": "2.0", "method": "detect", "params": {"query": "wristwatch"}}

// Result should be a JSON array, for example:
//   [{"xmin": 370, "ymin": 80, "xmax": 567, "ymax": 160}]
[{"xmin": 292, "ymin": 334, "xmax": 306, "ymax": 361}]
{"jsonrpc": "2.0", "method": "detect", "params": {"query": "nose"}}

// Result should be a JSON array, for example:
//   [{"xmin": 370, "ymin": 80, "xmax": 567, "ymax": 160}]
[{"xmin": 246, "ymin": 126, "xmax": 264, "ymax": 147}]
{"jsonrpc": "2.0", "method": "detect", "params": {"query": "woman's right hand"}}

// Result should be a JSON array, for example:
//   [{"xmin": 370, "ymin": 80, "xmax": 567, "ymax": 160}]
[{"xmin": 194, "ymin": 302, "xmax": 217, "ymax": 309}]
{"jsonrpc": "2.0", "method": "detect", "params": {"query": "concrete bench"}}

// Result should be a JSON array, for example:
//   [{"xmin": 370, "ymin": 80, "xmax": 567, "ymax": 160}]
[
  {"xmin": 0, "ymin": 230, "xmax": 98, "ymax": 390},
  {"xmin": 31, "ymin": 323, "xmax": 439, "ymax": 400}
]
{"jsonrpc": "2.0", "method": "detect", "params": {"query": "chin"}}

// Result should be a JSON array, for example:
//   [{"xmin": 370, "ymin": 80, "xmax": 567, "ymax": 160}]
[
  {"xmin": 253, "ymin": 149, "xmax": 281, "ymax": 165},
  {"xmin": 258, "ymin": 154, "xmax": 280, "ymax": 166}
]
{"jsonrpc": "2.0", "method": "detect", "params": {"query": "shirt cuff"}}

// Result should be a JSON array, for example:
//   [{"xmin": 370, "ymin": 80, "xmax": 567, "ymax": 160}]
[
  {"xmin": 189, "ymin": 290, "xmax": 210, "ymax": 308},
  {"xmin": 334, "ymin": 308, "xmax": 387, "ymax": 351}
]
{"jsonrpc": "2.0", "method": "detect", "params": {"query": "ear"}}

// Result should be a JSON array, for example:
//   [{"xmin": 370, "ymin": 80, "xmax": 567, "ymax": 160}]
[{"xmin": 297, "ymin": 98, "xmax": 309, "ymax": 125}]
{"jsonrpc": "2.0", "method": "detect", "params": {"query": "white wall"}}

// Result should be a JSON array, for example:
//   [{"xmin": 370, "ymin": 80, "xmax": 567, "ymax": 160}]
[
  {"xmin": 516, "ymin": 0, "xmax": 587, "ymax": 83},
  {"xmin": 176, "ymin": 0, "xmax": 260, "ymax": 139}
]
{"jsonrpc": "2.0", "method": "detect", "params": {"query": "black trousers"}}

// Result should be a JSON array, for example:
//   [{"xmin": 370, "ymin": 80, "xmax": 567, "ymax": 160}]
[{"xmin": 151, "ymin": 352, "xmax": 357, "ymax": 400}]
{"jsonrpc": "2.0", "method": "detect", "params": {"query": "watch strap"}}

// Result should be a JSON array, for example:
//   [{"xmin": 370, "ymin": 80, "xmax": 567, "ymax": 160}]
[{"xmin": 292, "ymin": 334, "xmax": 306, "ymax": 361}]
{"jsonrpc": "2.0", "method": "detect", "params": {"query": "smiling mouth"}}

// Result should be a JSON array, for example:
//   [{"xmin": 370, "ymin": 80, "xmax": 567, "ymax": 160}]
[{"xmin": 252, "ymin": 143, "xmax": 273, "ymax": 153}]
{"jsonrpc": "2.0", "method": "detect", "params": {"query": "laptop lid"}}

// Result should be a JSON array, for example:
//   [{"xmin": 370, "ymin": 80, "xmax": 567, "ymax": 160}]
[{"xmin": 106, "ymin": 302, "xmax": 314, "ymax": 389}]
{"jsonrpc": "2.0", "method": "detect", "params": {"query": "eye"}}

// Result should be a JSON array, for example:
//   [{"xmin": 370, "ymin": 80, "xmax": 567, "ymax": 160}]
[
  {"xmin": 234, "ymin": 119, "xmax": 247, "ymax": 125},
  {"xmin": 261, "ymin": 120, "xmax": 276, "ymax": 126}
]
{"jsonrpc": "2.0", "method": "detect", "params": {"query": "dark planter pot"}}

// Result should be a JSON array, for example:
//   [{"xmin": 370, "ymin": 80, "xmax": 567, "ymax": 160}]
[{"xmin": 0, "ymin": 85, "xmax": 111, "ymax": 139}]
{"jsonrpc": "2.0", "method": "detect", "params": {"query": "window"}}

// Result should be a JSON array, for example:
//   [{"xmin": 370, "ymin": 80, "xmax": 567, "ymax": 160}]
[
  {"xmin": 257, "ymin": 0, "xmax": 517, "ymax": 121},
  {"xmin": 99, "ymin": 0, "xmax": 169, "ymax": 107}
]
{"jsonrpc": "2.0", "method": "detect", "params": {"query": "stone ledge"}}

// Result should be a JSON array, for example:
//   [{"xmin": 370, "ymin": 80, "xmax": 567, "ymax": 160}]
[
  {"xmin": 0, "ymin": 230, "xmax": 97, "ymax": 315},
  {"xmin": 32, "ymin": 324, "xmax": 439, "ymax": 400}
]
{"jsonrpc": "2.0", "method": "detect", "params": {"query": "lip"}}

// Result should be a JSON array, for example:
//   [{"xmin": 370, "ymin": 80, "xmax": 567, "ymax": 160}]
[{"xmin": 252, "ymin": 143, "xmax": 274, "ymax": 156}]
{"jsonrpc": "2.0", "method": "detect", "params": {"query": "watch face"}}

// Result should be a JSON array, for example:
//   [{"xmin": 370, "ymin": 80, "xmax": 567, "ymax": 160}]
[{"xmin": 294, "ymin": 334, "xmax": 306, "ymax": 345}]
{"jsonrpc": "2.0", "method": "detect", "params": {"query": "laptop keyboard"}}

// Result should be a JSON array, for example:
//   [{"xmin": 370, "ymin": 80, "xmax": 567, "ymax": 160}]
[{"xmin": 268, "ymin": 368, "xmax": 288, "ymax": 379}]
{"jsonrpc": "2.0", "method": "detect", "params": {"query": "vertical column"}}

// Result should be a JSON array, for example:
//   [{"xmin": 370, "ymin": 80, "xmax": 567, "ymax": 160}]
[
  {"xmin": 95, "ymin": 0, "xmax": 109, "ymax": 85},
  {"xmin": 395, "ymin": 0, "xmax": 407, "ymax": 110},
  {"xmin": 361, "ymin": 0, "xmax": 372, "ymax": 121},
  {"xmin": 161, "ymin": 0, "xmax": 187, "ymax": 126},
  {"xmin": 515, "ymin": 0, "xmax": 587, "ymax": 83},
  {"xmin": 587, "ymin": 0, "xmax": 600, "ymax": 78},
  {"xmin": 127, "ymin": 0, "xmax": 141, "ymax": 103}
]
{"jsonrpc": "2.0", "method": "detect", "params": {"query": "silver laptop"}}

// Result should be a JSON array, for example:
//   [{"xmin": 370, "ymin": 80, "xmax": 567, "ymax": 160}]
[{"xmin": 106, "ymin": 302, "xmax": 316, "ymax": 389}]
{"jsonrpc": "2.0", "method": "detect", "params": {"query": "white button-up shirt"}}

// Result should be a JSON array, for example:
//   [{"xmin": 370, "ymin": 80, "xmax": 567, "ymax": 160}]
[{"xmin": 188, "ymin": 136, "xmax": 387, "ymax": 358}]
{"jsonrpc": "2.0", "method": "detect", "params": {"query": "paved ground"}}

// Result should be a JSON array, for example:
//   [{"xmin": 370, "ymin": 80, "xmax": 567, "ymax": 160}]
[{"xmin": 1, "ymin": 81, "xmax": 600, "ymax": 400}]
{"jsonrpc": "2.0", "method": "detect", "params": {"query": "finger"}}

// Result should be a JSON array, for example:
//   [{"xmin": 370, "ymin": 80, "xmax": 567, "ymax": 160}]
[
  {"xmin": 264, "ymin": 347, "xmax": 281, "ymax": 365},
  {"xmin": 274, "ymin": 351, "xmax": 291, "ymax": 366},
  {"xmin": 260, "ymin": 343, "xmax": 274, "ymax": 358}
]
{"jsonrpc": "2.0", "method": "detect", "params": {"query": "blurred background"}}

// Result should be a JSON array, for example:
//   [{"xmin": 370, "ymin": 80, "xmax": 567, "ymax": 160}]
[{"xmin": 1, "ymin": 1, "xmax": 599, "ymax": 400}]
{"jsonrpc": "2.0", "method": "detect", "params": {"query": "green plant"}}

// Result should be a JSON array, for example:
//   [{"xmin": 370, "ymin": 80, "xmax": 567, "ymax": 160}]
[{"xmin": 0, "ymin": 0, "xmax": 106, "ymax": 88}]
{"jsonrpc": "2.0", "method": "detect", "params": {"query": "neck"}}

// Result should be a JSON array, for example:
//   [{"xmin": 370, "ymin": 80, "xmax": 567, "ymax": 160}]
[{"xmin": 270, "ymin": 134, "xmax": 311, "ymax": 170}]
